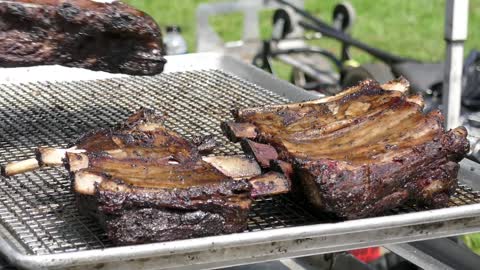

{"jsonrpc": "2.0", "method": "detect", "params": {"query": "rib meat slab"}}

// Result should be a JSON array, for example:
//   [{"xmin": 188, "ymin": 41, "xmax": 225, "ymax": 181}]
[
  {"xmin": 226, "ymin": 78, "xmax": 469, "ymax": 219},
  {"xmin": 0, "ymin": 0, "xmax": 166, "ymax": 75},
  {"xmin": 67, "ymin": 109, "xmax": 252, "ymax": 244},
  {"xmin": 64, "ymin": 109, "xmax": 289, "ymax": 245}
]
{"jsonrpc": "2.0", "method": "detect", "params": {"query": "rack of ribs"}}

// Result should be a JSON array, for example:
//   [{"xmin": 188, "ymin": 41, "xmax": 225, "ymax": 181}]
[
  {"xmin": 0, "ymin": 0, "xmax": 166, "ymax": 75},
  {"xmin": 1, "ymin": 109, "xmax": 290, "ymax": 244},
  {"xmin": 223, "ymin": 78, "xmax": 470, "ymax": 219}
]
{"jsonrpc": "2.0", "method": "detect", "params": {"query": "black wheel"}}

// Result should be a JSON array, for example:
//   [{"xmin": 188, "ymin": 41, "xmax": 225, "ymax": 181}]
[
  {"xmin": 341, "ymin": 63, "xmax": 395, "ymax": 88},
  {"xmin": 272, "ymin": 9, "xmax": 292, "ymax": 39},
  {"xmin": 332, "ymin": 2, "xmax": 356, "ymax": 32}
]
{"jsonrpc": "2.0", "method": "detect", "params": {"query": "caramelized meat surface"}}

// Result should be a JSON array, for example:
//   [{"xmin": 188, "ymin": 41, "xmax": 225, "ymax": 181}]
[
  {"xmin": 67, "ymin": 109, "xmax": 252, "ymax": 244},
  {"xmin": 65, "ymin": 109, "xmax": 291, "ymax": 245},
  {"xmin": 227, "ymin": 78, "xmax": 469, "ymax": 219},
  {"xmin": 1, "ymin": 108, "xmax": 292, "ymax": 244}
]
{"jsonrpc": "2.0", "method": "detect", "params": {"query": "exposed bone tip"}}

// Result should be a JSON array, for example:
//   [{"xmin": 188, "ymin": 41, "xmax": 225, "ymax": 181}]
[
  {"xmin": 37, "ymin": 147, "xmax": 86, "ymax": 167},
  {"xmin": 240, "ymin": 139, "xmax": 279, "ymax": 169},
  {"xmin": 74, "ymin": 171, "xmax": 104, "ymax": 195},
  {"xmin": 222, "ymin": 121, "xmax": 257, "ymax": 142},
  {"xmin": 202, "ymin": 155, "xmax": 261, "ymax": 179},
  {"xmin": 66, "ymin": 152, "xmax": 89, "ymax": 172},
  {"xmin": 36, "ymin": 147, "xmax": 66, "ymax": 166},
  {"xmin": 249, "ymin": 171, "xmax": 291, "ymax": 198},
  {"xmin": 1, "ymin": 158, "xmax": 40, "ymax": 176}
]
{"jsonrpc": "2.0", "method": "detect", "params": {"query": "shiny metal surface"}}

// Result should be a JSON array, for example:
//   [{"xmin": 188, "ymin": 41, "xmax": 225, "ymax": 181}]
[
  {"xmin": 386, "ymin": 243, "xmax": 455, "ymax": 270},
  {"xmin": 0, "ymin": 53, "xmax": 480, "ymax": 270},
  {"xmin": 443, "ymin": 0, "xmax": 469, "ymax": 129},
  {"xmin": 387, "ymin": 238, "xmax": 480, "ymax": 270}
]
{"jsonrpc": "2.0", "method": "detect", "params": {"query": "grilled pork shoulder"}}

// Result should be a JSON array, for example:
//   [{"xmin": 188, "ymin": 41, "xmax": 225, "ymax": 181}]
[
  {"xmin": 0, "ymin": 0, "xmax": 166, "ymax": 75},
  {"xmin": 224, "ymin": 78, "xmax": 469, "ymax": 219}
]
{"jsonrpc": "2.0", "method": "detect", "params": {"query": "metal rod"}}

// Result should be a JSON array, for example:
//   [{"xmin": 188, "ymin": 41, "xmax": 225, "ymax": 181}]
[
  {"xmin": 298, "ymin": 21, "xmax": 410, "ymax": 64},
  {"xmin": 387, "ymin": 238, "xmax": 480, "ymax": 270},
  {"xmin": 443, "ymin": 0, "xmax": 469, "ymax": 129},
  {"xmin": 386, "ymin": 243, "xmax": 455, "ymax": 270}
]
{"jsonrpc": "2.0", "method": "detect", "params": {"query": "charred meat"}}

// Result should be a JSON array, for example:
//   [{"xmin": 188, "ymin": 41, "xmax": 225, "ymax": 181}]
[
  {"xmin": 2, "ymin": 109, "xmax": 290, "ymax": 244},
  {"xmin": 0, "ymin": 0, "xmax": 166, "ymax": 75},
  {"xmin": 70, "ymin": 109, "xmax": 254, "ymax": 244},
  {"xmin": 68, "ymin": 109, "xmax": 291, "ymax": 244},
  {"xmin": 224, "ymin": 78, "xmax": 469, "ymax": 219}
]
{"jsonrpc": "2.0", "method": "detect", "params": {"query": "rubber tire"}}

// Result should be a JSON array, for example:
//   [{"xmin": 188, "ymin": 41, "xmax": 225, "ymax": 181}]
[
  {"xmin": 332, "ymin": 2, "xmax": 356, "ymax": 32},
  {"xmin": 272, "ymin": 9, "xmax": 292, "ymax": 39}
]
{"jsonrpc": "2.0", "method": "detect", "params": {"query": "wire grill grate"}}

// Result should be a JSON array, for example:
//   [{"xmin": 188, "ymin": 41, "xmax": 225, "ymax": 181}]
[{"xmin": 0, "ymin": 70, "xmax": 479, "ymax": 256}]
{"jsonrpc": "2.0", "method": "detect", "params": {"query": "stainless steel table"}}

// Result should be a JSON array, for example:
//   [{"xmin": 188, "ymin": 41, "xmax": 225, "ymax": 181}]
[{"xmin": 0, "ymin": 53, "xmax": 479, "ymax": 270}]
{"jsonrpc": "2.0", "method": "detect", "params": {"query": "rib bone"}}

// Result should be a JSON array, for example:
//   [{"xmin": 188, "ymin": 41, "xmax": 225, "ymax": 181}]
[
  {"xmin": 201, "ymin": 156, "xmax": 261, "ymax": 179},
  {"xmin": 241, "ymin": 139, "xmax": 279, "ymax": 168},
  {"xmin": 221, "ymin": 122, "xmax": 257, "ymax": 142},
  {"xmin": 37, "ymin": 147, "xmax": 85, "ymax": 166},
  {"xmin": 249, "ymin": 172, "xmax": 291, "ymax": 197},
  {"xmin": 1, "ymin": 147, "xmax": 84, "ymax": 176},
  {"xmin": 1, "ymin": 158, "xmax": 40, "ymax": 177}
]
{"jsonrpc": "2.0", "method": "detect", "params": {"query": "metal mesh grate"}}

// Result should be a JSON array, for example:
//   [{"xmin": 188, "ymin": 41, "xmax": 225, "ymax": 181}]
[{"xmin": 0, "ymin": 70, "xmax": 479, "ymax": 256}]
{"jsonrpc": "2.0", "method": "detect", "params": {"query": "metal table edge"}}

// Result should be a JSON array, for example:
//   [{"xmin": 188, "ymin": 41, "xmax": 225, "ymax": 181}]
[
  {"xmin": 162, "ymin": 52, "xmax": 319, "ymax": 102},
  {"xmin": 1, "ymin": 53, "xmax": 480, "ymax": 269},
  {"xmin": 0, "ymin": 53, "xmax": 318, "ymax": 103},
  {"xmin": 2, "ymin": 201, "xmax": 480, "ymax": 269}
]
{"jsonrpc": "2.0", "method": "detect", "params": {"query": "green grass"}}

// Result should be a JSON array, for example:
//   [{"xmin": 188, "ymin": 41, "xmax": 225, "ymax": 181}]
[
  {"xmin": 306, "ymin": 0, "xmax": 480, "ymax": 64},
  {"xmin": 124, "ymin": 0, "xmax": 480, "ymax": 64}
]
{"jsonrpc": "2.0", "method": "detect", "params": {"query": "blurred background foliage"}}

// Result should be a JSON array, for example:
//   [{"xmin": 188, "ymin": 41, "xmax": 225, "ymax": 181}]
[{"xmin": 124, "ymin": 0, "xmax": 480, "ymax": 64}]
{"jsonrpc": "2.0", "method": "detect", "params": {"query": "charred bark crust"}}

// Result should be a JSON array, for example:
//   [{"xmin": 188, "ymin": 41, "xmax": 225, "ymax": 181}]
[
  {"xmin": 226, "ymin": 79, "xmax": 470, "ymax": 219},
  {"xmin": 70, "ymin": 108, "xmax": 255, "ymax": 244},
  {"xmin": 102, "ymin": 207, "xmax": 248, "ymax": 245},
  {"xmin": 75, "ymin": 179, "xmax": 251, "ymax": 245},
  {"xmin": 294, "ymin": 132, "xmax": 466, "ymax": 219},
  {"xmin": 0, "ymin": 0, "xmax": 166, "ymax": 75}
]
